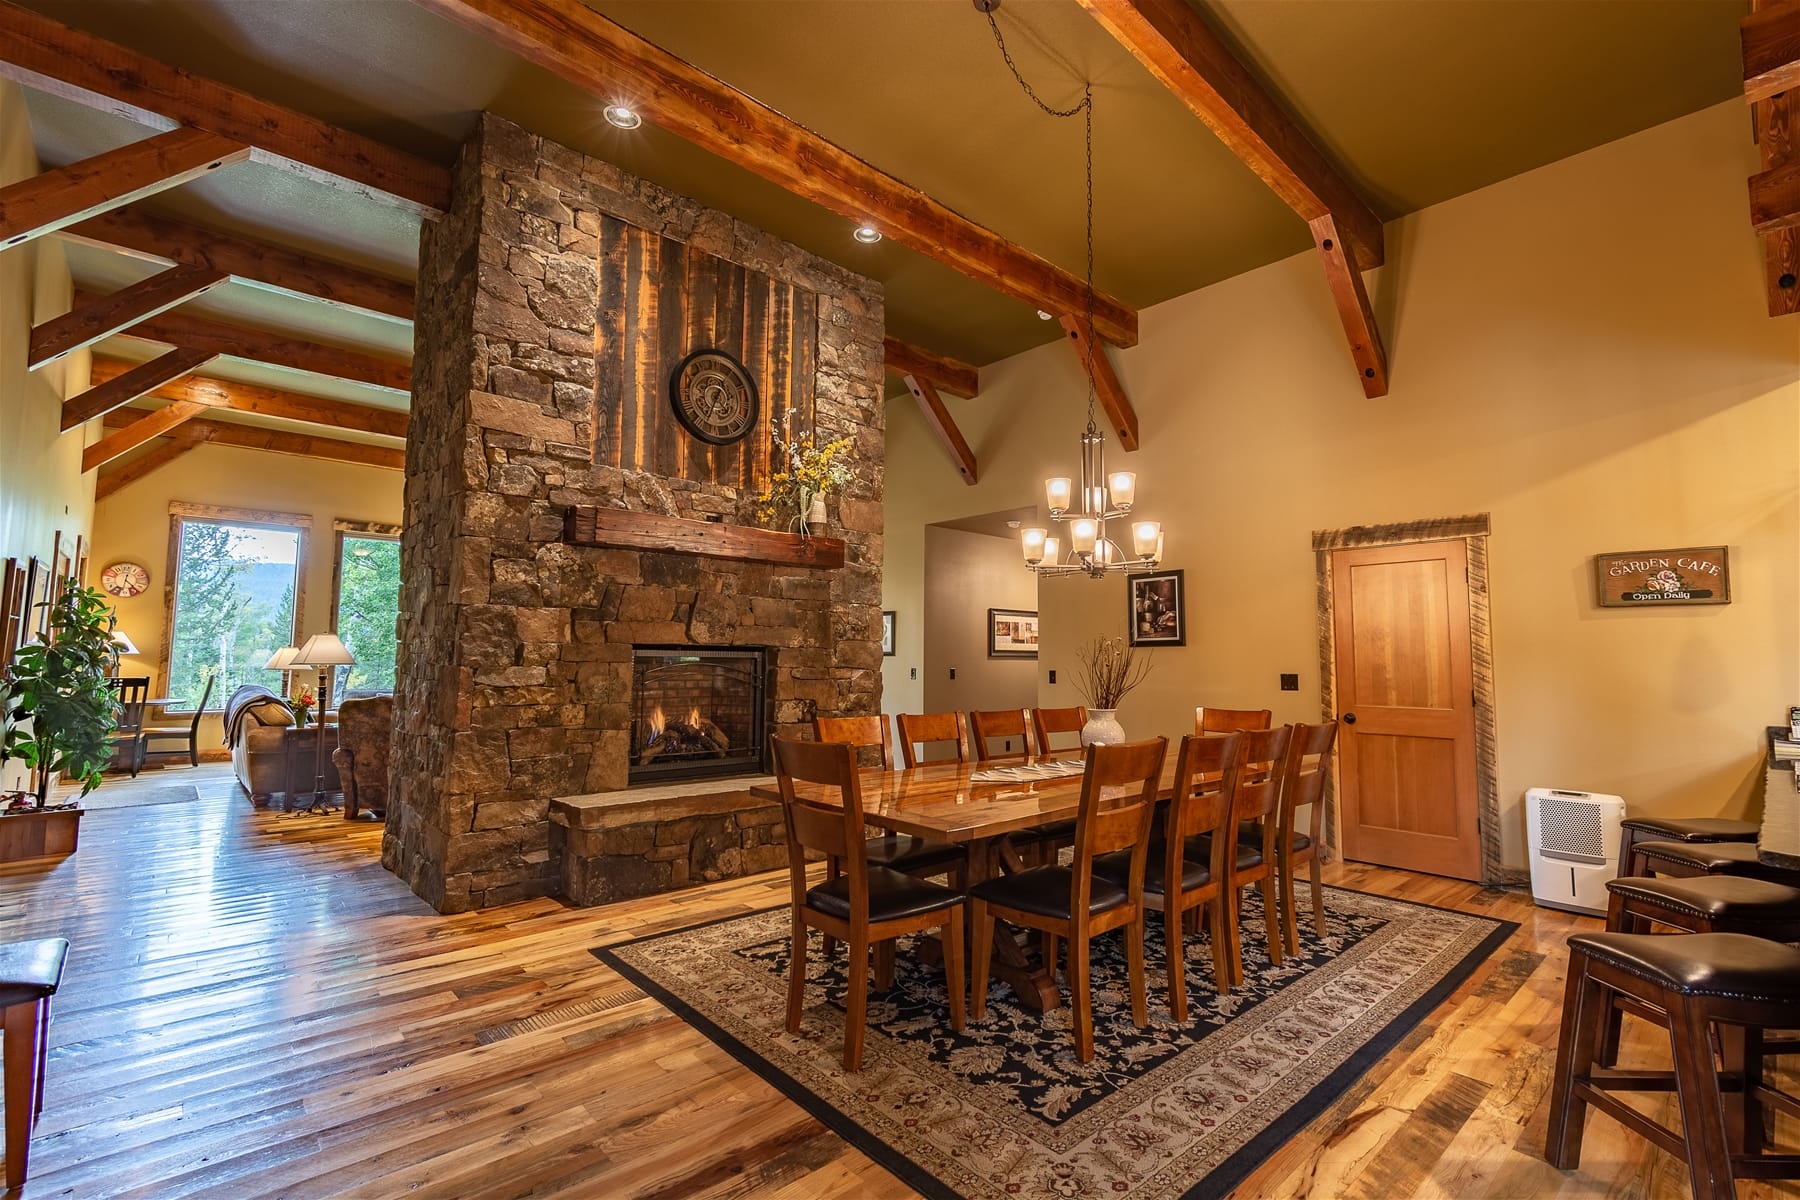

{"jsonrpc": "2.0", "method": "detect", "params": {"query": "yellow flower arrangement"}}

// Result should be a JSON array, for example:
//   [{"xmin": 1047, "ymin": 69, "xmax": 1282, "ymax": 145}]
[{"xmin": 755, "ymin": 408, "xmax": 856, "ymax": 534}]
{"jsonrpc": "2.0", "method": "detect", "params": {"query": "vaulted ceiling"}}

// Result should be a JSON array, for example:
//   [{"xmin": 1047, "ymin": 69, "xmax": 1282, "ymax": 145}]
[{"xmin": 2, "ymin": 0, "xmax": 1752, "ymax": 477}]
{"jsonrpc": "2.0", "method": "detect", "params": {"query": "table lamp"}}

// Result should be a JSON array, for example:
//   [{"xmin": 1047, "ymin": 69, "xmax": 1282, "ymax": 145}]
[
  {"xmin": 264, "ymin": 645, "xmax": 299, "ymax": 696},
  {"xmin": 294, "ymin": 632, "xmax": 356, "ymax": 814},
  {"xmin": 109, "ymin": 629, "xmax": 138, "ymax": 677}
]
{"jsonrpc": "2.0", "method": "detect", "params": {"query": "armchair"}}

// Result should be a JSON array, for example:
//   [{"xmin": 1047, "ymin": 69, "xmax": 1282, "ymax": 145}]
[{"xmin": 331, "ymin": 695, "xmax": 393, "ymax": 820}]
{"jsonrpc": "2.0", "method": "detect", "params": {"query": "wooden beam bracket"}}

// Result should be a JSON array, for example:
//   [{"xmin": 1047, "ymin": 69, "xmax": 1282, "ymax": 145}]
[
  {"xmin": 902, "ymin": 373, "xmax": 978, "ymax": 485},
  {"xmin": 1310, "ymin": 214, "xmax": 1389, "ymax": 398},
  {"xmin": 1748, "ymin": 0, "xmax": 1800, "ymax": 318},
  {"xmin": 1056, "ymin": 316, "xmax": 1138, "ymax": 451}
]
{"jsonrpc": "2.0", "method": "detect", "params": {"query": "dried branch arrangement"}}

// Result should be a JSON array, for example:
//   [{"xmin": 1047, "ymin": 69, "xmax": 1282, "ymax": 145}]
[{"xmin": 1074, "ymin": 636, "xmax": 1152, "ymax": 709}]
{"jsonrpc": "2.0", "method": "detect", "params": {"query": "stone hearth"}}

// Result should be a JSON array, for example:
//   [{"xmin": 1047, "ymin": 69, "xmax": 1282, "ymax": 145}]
[{"xmin": 387, "ymin": 114, "xmax": 884, "ymax": 913}]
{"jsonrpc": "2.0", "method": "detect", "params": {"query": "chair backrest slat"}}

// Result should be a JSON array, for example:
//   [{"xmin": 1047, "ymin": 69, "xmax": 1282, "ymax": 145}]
[
  {"xmin": 1280, "ymin": 720, "xmax": 1339, "ymax": 847},
  {"xmin": 1170, "ymin": 732, "xmax": 1241, "ymax": 841},
  {"xmin": 187, "ymin": 674, "xmax": 217, "ymax": 737},
  {"xmin": 1030, "ymin": 706, "xmax": 1086, "ymax": 755},
  {"xmin": 771, "ymin": 737, "xmax": 868, "ymax": 917},
  {"xmin": 895, "ymin": 712, "xmax": 967, "ymax": 768},
  {"xmin": 813, "ymin": 714, "xmax": 893, "ymax": 770},
  {"xmin": 1196, "ymin": 706, "xmax": 1271, "ymax": 735},
  {"xmin": 111, "ymin": 676, "xmax": 149, "ymax": 733},
  {"xmin": 1072, "ymin": 736, "xmax": 1167, "ymax": 882},
  {"xmin": 1234, "ymin": 725, "xmax": 1293, "ymax": 827},
  {"xmin": 970, "ymin": 708, "xmax": 1031, "ymax": 762}
]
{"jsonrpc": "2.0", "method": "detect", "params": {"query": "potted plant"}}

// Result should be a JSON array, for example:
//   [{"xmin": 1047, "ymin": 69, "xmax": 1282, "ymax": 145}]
[
  {"xmin": 0, "ymin": 577, "xmax": 119, "ymax": 857},
  {"xmin": 1074, "ymin": 636, "xmax": 1153, "ymax": 746}
]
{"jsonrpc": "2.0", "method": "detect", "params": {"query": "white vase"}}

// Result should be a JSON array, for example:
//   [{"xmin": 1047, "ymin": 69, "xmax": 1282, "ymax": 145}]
[
  {"xmin": 1081, "ymin": 708, "xmax": 1125, "ymax": 746},
  {"xmin": 806, "ymin": 495, "xmax": 827, "ymax": 535}
]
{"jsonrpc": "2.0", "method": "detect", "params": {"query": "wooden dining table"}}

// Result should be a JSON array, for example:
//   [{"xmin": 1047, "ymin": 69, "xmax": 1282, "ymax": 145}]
[{"xmin": 750, "ymin": 751, "xmax": 1183, "ymax": 1012}]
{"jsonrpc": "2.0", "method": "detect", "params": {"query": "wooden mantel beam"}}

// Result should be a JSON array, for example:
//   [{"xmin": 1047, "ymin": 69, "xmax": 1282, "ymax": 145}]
[
  {"xmin": 883, "ymin": 338, "xmax": 979, "ymax": 399},
  {"xmin": 1747, "ymin": 0, "xmax": 1800, "ymax": 318},
  {"xmin": 410, "ymin": 0, "xmax": 1138, "ymax": 346},
  {"xmin": 0, "ymin": 128, "xmax": 247, "ymax": 250},
  {"xmin": 0, "ymin": 0, "xmax": 449, "ymax": 216},
  {"xmin": 901, "ymin": 374, "xmax": 978, "ymax": 486},
  {"xmin": 86, "ymin": 296, "xmax": 413, "ymax": 394},
  {"xmin": 63, "ymin": 207, "xmax": 416, "ymax": 322},
  {"xmin": 1057, "ymin": 315, "xmax": 1138, "ymax": 451},
  {"xmin": 101, "ymin": 408, "xmax": 407, "ymax": 472},
  {"xmin": 88, "ymin": 356, "xmax": 409, "ymax": 440}
]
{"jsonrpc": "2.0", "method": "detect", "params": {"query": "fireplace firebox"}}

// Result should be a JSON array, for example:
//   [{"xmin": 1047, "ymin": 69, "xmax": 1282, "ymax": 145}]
[{"xmin": 629, "ymin": 647, "xmax": 769, "ymax": 784}]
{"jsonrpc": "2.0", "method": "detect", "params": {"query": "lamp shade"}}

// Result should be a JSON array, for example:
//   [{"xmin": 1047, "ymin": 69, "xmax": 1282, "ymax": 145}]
[
  {"xmin": 264, "ymin": 645, "xmax": 300, "ymax": 671},
  {"xmin": 111, "ymin": 629, "xmax": 140, "ymax": 657},
  {"xmin": 295, "ymin": 632, "xmax": 356, "ymax": 667}
]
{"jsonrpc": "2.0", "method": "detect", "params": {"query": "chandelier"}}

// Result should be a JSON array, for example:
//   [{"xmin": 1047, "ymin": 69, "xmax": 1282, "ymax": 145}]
[{"xmin": 980, "ymin": 2, "xmax": 1164, "ymax": 580}]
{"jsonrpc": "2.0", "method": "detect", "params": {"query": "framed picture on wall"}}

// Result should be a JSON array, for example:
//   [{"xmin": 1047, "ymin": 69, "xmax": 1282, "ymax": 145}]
[
  {"xmin": 988, "ymin": 608, "xmax": 1039, "ymax": 658},
  {"xmin": 1127, "ymin": 569, "xmax": 1186, "ymax": 647},
  {"xmin": 881, "ymin": 610, "xmax": 896, "ymax": 656}
]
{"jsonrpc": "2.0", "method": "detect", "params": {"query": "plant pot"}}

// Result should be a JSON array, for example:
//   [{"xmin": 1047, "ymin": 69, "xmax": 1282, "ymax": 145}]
[
  {"xmin": 1080, "ymin": 708, "xmax": 1126, "ymax": 746},
  {"xmin": 806, "ymin": 495, "xmax": 828, "ymax": 536},
  {"xmin": 0, "ymin": 801, "xmax": 82, "ymax": 863}
]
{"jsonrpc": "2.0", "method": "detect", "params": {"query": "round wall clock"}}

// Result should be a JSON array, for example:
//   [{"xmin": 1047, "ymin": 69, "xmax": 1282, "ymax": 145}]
[
  {"xmin": 100, "ymin": 561, "xmax": 150, "ymax": 599},
  {"xmin": 669, "ymin": 348, "xmax": 759, "ymax": 445}
]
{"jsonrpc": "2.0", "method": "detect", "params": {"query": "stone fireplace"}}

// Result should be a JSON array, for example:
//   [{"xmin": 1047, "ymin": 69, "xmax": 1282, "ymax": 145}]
[
  {"xmin": 628, "ymin": 646, "xmax": 768, "ymax": 784},
  {"xmin": 386, "ymin": 114, "xmax": 885, "ymax": 913}
]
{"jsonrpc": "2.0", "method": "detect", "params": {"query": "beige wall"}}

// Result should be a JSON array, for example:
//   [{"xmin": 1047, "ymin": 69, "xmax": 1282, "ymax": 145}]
[
  {"xmin": 884, "ymin": 101, "xmax": 1800, "ymax": 871},
  {"xmin": 921, "ymin": 526, "xmax": 1038, "ymax": 728},
  {"xmin": 90, "ymin": 443, "xmax": 403, "ymax": 749},
  {"xmin": 1, "ymin": 80, "xmax": 94, "ymax": 791}
]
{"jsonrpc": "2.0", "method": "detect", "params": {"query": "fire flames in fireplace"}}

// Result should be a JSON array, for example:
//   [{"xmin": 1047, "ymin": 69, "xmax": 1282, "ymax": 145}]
[{"xmin": 637, "ymin": 703, "xmax": 732, "ymax": 766}]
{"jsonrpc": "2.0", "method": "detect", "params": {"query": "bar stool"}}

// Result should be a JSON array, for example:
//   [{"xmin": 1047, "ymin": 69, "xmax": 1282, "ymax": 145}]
[
  {"xmin": 1631, "ymin": 839, "xmax": 1800, "ymax": 886},
  {"xmin": 0, "ymin": 937, "xmax": 69, "ymax": 1189},
  {"xmin": 1618, "ymin": 815, "xmax": 1758, "ymax": 879},
  {"xmin": 1547, "ymin": 931, "xmax": 1800, "ymax": 1200}
]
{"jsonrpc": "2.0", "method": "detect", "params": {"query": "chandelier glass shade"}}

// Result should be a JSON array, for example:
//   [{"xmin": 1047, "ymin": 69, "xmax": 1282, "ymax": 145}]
[{"xmin": 1022, "ymin": 426, "xmax": 1162, "ymax": 578}]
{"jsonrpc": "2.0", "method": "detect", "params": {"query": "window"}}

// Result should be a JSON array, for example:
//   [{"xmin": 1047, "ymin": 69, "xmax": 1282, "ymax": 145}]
[
  {"xmin": 167, "ymin": 517, "xmax": 304, "ymax": 710},
  {"xmin": 332, "ymin": 532, "xmax": 400, "ymax": 697}
]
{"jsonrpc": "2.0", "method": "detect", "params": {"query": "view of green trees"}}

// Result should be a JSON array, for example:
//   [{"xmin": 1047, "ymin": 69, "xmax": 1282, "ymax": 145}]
[
  {"xmin": 168, "ymin": 521, "xmax": 299, "ymax": 710},
  {"xmin": 335, "ymin": 536, "xmax": 400, "ymax": 696}
]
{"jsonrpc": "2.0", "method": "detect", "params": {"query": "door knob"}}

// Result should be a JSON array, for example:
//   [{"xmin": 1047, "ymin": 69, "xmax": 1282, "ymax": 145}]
[{"xmin": 1342, "ymin": 713, "xmax": 1356, "ymax": 725}]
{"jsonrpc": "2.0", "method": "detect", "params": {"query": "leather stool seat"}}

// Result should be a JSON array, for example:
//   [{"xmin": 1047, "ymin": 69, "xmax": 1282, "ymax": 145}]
[
  {"xmin": 0, "ymin": 937, "xmax": 68, "ymax": 1189},
  {"xmin": 0, "ymin": 939, "xmax": 68, "ymax": 1010},
  {"xmin": 1570, "ymin": 931, "xmax": 1800, "ymax": 1001},
  {"xmin": 1633, "ymin": 839, "xmax": 1800, "ymax": 883},
  {"xmin": 1606, "ymin": 875, "xmax": 1800, "ymax": 927},
  {"xmin": 1619, "ymin": 816, "xmax": 1759, "ymax": 843}
]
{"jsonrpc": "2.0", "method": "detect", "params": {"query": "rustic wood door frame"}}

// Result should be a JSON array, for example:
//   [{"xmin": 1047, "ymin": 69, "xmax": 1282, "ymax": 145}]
[{"xmin": 1313, "ymin": 514, "xmax": 1515, "ymax": 885}]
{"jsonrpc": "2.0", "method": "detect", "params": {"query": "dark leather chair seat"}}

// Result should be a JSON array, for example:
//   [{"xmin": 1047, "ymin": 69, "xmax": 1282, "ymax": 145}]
[
  {"xmin": 806, "ymin": 866, "xmax": 964, "ymax": 923},
  {"xmin": 1568, "ymin": 931, "xmax": 1800, "ymax": 1002},
  {"xmin": 864, "ymin": 833, "xmax": 964, "ymax": 875},
  {"xmin": 1190, "ymin": 834, "xmax": 1264, "ymax": 871},
  {"xmin": 0, "ymin": 939, "xmax": 67, "ymax": 1010},
  {"xmin": 1634, "ymin": 839, "xmax": 1800, "ymax": 883},
  {"xmin": 1235, "ymin": 820, "xmax": 1310, "ymax": 854},
  {"xmin": 1092, "ymin": 848, "xmax": 1212, "ymax": 895},
  {"xmin": 1606, "ymin": 875, "xmax": 1800, "ymax": 924},
  {"xmin": 1013, "ymin": 818, "xmax": 1078, "ymax": 847},
  {"xmin": 968, "ymin": 864, "xmax": 1127, "ymax": 919},
  {"xmin": 1619, "ymin": 815, "xmax": 1758, "ymax": 843}
]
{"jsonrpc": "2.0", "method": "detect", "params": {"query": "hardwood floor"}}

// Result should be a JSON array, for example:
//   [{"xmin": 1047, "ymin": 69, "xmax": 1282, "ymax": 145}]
[{"xmin": 0, "ymin": 764, "xmax": 1792, "ymax": 1197}]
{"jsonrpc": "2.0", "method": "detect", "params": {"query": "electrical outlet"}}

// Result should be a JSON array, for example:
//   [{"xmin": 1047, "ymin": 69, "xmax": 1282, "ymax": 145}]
[
  {"xmin": 949, "ymin": 667, "xmax": 956, "ymax": 680},
  {"xmin": 1004, "ymin": 739, "xmax": 1012, "ymax": 752},
  {"xmin": 1280, "ymin": 672, "xmax": 1299, "ymax": 691},
  {"xmin": 909, "ymin": 667, "xmax": 917, "ymax": 680},
  {"xmin": 1049, "ymin": 669, "xmax": 1057, "ymax": 684}
]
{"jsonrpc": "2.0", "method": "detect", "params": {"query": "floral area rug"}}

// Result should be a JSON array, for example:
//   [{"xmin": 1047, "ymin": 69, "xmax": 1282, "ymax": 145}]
[{"xmin": 594, "ymin": 886, "xmax": 1514, "ymax": 1200}]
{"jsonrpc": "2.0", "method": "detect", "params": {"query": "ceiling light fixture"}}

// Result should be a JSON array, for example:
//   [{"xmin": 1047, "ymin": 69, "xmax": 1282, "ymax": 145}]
[
  {"xmin": 1036, "ymin": 310, "xmax": 1053, "ymax": 321},
  {"xmin": 978, "ymin": 1, "xmax": 1163, "ymax": 580},
  {"xmin": 603, "ymin": 104, "xmax": 642, "ymax": 130},
  {"xmin": 853, "ymin": 224, "xmax": 882, "ymax": 244}
]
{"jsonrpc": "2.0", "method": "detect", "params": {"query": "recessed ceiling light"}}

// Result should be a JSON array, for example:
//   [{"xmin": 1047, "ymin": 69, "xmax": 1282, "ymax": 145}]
[
  {"xmin": 853, "ymin": 224, "xmax": 882, "ymax": 244},
  {"xmin": 603, "ymin": 104, "xmax": 642, "ymax": 130},
  {"xmin": 1036, "ymin": 310, "xmax": 1053, "ymax": 321}
]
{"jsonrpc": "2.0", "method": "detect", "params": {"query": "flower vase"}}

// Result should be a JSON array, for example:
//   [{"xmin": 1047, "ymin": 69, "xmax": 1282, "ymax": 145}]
[
  {"xmin": 1081, "ymin": 708, "xmax": 1125, "ymax": 746},
  {"xmin": 294, "ymin": 708, "xmax": 311, "ymax": 729},
  {"xmin": 806, "ymin": 495, "xmax": 828, "ymax": 536}
]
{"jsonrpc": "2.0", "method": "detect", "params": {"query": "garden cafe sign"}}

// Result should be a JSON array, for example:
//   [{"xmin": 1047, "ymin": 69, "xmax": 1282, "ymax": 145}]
[{"xmin": 1594, "ymin": 546, "xmax": 1731, "ymax": 607}]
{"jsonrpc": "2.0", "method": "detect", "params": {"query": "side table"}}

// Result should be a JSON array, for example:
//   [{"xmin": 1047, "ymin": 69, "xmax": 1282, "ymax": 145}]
[{"xmin": 280, "ymin": 725, "xmax": 342, "ymax": 810}]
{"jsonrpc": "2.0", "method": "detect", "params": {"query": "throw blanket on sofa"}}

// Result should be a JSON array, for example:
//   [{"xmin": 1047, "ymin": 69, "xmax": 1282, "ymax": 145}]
[{"xmin": 222, "ymin": 684, "xmax": 293, "ymax": 748}]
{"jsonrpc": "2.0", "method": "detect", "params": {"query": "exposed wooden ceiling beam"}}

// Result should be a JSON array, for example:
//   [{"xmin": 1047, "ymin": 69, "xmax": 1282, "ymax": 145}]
[
  {"xmin": 84, "ymin": 296, "xmax": 413, "ymax": 393},
  {"xmin": 882, "ymin": 338, "xmax": 979, "ymax": 399},
  {"xmin": 1057, "ymin": 314, "xmax": 1138, "ymax": 452},
  {"xmin": 1749, "ymin": 0, "xmax": 1800, "ymax": 318},
  {"xmin": 31, "ymin": 264, "xmax": 227, "ymax": 368},
  {"xmin": 102, "ymin": 408, "xmax": 407, "ymax": 471},
  {"xmin": 61, "ymin": 347, "xmax": 215, "ymax": 431},
  {"xmin": 83, "ymin": 400, "xmax": 207, "ymax": 472},
  {"xmin": 94, "ymin": 439, "xmax": 199, "ymax": 502},
  {"xmin": 1750, "ymin": 160, "xmax": 1800, "ymax": 235},
  {"xmin": 410, "ymin": 0, "xmax": 1138, "ymax": 347},
  {"xmin": 0, "ymin": 128, "xmax": 247, "ymax": 250},
  {"xmin": 63, "ymin": 207, "xmax": 416, "ymax": 322},
  {"xmin": 0, "ymin": 1, "xmax": 448, "ymax": 217},
  {"xmin": 901, "ymin": 373, "xmax": 977, "ymax": 486},
  {"xmin": 1078, "ymin": 0, "xmax": 1383, "ymax": 272},
  {"xmin": 89, "ymin": 356, "xmax": 409, "ymax": 439},
  {"xmin": 1743, "ymin": 0, "xmax": 1800, "ymax": 105},
  {"xmin": 1310, "ymin": 215, "xmax": 1387, "ymax": 398}
]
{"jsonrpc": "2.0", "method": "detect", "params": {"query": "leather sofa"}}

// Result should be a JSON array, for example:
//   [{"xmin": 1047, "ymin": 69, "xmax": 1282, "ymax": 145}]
[{"xmin": 332, "ymin": 695, "xmax": 393, "ymax": 820}]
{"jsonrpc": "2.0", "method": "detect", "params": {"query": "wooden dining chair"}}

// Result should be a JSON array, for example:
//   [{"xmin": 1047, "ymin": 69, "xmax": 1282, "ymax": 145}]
[
  {"xmin": 1273, "ymin": 720, "xmax": 1339, "ymax": 957},
  {"xmin": 812, "ymin": 714, "xmax": 963, "ymax": 887},
  {"xmin": 1096, "ymin": 731, "xmax": 1241, "ymax": 1019},
  {"xmin": 970, "ymin": 709, "xmax": 1032, "ymax": 763},
  {"xmin": 1195, "ymin": 706, "xmax": 1271, "ymax": 735},
  {"xmin": 894, "ymin": 712, "xmax": 968, "ymax": 769},
  {"xmin": 107, "ymin": 676, "xmax": 150, "ymax": 777},
  {"xmin": 771, "ymin": 737, "xmax": 966, "ymax": 1071},
  {"xmin": 1031, "ymin": 706, "xmax": 1086, "ymax": 756},
  {"xmin": 969, "ymin": 736, "xmax": 1167, "ymax": 1062},
  {"xmin": 141, "ymin": 673, "xmax": 215, "ymax": 768},
  {"xmin": 1207, "ymin": 724, "xmax": 1292, "ymax": 988}
]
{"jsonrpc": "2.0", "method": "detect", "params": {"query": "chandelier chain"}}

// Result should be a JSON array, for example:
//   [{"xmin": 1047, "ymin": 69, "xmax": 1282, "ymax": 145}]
[{"xmin": 983, "ymin": 9, "xmax": 1099, "ymax": 431}]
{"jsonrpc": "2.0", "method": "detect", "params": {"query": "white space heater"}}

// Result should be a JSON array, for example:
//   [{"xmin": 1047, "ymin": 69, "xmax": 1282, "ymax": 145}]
[{"xmin": 1527, "ymin": 788, "xmax": 1627, "ymax": 916}]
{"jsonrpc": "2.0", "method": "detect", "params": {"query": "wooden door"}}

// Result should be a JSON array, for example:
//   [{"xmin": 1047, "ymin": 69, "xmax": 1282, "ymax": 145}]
[{"xmin": 1331, "ymin": 538, "xmax": 1482, "ymax": 880}]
